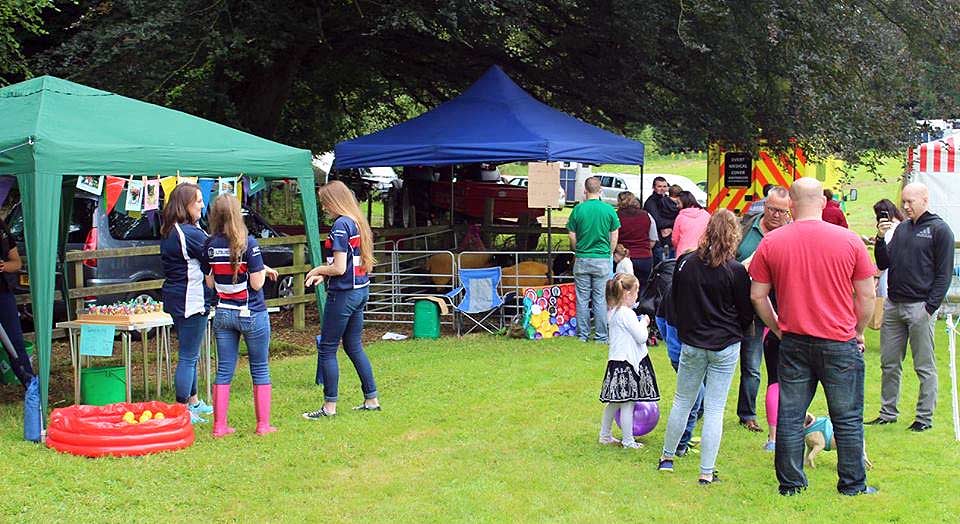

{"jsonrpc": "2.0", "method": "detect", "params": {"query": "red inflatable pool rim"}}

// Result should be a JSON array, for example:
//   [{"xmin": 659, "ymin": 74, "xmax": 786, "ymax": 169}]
[{"xmin": 47, "ymin": 401, "xmax": 194, "ymax": 457}]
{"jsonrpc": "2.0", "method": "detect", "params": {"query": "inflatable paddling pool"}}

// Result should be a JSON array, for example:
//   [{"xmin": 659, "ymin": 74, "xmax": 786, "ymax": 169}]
[{"xmin": 47, "ymin": 401, "xmax": 194, "ymax": 457}]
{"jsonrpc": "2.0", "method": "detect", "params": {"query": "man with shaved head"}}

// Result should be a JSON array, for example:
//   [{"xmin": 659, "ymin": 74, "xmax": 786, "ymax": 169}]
[
  {"xmin": 568, "ymin": 176, "xmax": 620, "ymax": 342},
  {"xmin": 868, "ymin": 182, "xmax": 954, "ymax": 432},
  {"xmin": 749, "ymin": 177, "xmax": 877, "ymax": 496}
]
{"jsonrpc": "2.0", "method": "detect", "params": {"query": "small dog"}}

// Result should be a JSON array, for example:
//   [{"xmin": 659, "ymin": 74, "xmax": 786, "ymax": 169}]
[{"xmin": 803, "ymin": 412, "xmax": 873, "ymax": 469}]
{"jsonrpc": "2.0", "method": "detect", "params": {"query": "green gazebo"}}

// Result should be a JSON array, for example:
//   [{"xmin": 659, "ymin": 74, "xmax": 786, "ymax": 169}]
[{"xmin": 0, "ymin": 76, "xmax": 324, "ymax": 412}]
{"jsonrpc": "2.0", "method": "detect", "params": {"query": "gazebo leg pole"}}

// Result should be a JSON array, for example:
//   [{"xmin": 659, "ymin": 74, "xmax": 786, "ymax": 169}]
[{"xmin": 547, "ymin": 207, "xmax": 553, "ymax": 284}]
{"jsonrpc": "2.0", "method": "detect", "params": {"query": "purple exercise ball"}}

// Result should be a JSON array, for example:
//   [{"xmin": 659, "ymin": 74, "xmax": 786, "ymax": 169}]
[{"xmin": 615, "ymin": 401, "xmax": 660, "ymax": 437}]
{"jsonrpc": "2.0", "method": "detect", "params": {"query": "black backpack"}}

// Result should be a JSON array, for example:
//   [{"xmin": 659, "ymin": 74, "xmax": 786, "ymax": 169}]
[{"xmin": 637, "ymin": 258, "xmax": 676, "ymax": 318}]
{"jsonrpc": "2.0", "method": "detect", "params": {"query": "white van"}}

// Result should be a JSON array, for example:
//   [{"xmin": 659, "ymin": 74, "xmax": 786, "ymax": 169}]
[{"xmin": 578, "ymin": 172, "xmax": 707, "ymax": 207}]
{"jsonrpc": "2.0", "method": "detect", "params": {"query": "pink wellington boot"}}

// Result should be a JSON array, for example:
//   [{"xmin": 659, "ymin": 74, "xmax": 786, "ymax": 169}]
[
  {"xmin": 212, "ymin": 384, "xmax": 235, "ymax": 438},
  {"xmin": 253, "ymin": 384, "xmax": 278, "ymax": 435}
]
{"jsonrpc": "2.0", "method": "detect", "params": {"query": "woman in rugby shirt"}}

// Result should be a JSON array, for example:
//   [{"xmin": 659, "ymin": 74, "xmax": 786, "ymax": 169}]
[
  {"xmin": 161, "ymin": 183, "xmax": 214, "ymax": 423},
  {"xmin": 302, "ymin": 181, "xmax": 381, "ymax": 419},
  {"xmin": 204, "ymin": 195, "xmax": 278, "ymax": 437}
]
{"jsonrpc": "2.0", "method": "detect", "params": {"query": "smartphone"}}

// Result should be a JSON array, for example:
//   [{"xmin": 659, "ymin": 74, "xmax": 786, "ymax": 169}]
[{"xmin": 878, "ymin": 210, "xmax": 889, "ymax": 220}]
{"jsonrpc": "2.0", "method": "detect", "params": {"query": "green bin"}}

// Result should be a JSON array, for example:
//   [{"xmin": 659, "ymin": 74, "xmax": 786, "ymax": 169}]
[
  {"xmin": 413, "ymin": 299, "xmax": 441, "ymax": 339},
  {"xmin": 0, "ymin": 340, "xmax": 33, "ymax": 385},
  {"xmin": 81, "ymin": 366, "xmax": 126, "ymax": 405}
]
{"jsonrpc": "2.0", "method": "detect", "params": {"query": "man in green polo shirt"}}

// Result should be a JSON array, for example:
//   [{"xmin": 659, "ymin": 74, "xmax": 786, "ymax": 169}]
[
  {"xmin": 567, "ymin": 176, "xmax": 620, "ymax": 342},
  {"xmin": 735, "ymin": 185, "xmax": 791, "ymax": 436}
]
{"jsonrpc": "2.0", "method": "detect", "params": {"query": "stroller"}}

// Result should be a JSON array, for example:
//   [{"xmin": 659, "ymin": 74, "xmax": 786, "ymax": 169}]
[{"xmin": 637, "ymin": 258, "xmax": 676, "ymax": 345}]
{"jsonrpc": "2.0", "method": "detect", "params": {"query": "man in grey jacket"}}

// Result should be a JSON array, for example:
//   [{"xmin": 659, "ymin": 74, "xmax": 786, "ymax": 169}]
[{"xmin": 867, "ymin": 182, "xmax": 955, "ymax": 432}]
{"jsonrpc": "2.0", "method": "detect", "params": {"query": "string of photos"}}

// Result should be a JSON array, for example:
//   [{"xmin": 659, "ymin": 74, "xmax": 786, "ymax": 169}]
[{"xmin": 72, "ymin": 173, "xmax": 268, "ymax": 223}]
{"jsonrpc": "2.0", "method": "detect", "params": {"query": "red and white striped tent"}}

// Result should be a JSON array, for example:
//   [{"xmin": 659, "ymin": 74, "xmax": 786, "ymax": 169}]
[
  {"xmin": 909, "ymin": 134, "xmax": 960, "ymax": 237},
  {"xmin": 909, "ymin": 134, "xmax": 960, "ymax": 174}
]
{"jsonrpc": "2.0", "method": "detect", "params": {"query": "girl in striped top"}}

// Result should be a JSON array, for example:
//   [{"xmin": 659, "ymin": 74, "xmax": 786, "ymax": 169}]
[{"xmin": 203, "ymin": 194, "xmax": 278, "ymax": 437}]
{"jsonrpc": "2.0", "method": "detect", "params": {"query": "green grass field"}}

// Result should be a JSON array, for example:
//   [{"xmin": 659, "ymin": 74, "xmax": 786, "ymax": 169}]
[{"xmin": 1, "ymin": 326, "xmax": 958, "ymax": 522}]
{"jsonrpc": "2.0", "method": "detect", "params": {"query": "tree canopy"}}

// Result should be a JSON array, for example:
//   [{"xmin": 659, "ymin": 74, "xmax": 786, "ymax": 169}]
[
  {"xmin": 0, "ymin": 0, "xmax": 53, "ymax": 83},
  {"xmin": 13, "ymin": 0, "xmax": 960, "ymax": 163}
]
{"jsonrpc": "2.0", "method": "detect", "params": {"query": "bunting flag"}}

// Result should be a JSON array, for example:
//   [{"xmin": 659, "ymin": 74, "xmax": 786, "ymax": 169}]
[
  {"xmin": 248, "ymin": 176, "xmax": 266, "ymax": 195},
  {"xmin": 146, "ymin": 209, "xmax": 159, "ymax": 229},
  {"xmin": 115, "ymin": 189, "xmax": 127, "ymax": 214},
  {"xmin": 178, "ymin": 176, "xmax": 198, "ymax": 185},
  {"xmin": 104, "ymin": 176, "xmax": 126, "ymax": 215},
  {"xmin": 0, "ymin": 177, "xmax": 14, "ymax": 209},
  {"xmin": 197, "ymin": 178, "xmax": 216, "ymax": 216},
  {"xmin": 159, "ymin": 176, "xmax": 178, "ymax": 206},
  {"xmin": 242, "ymin": 177, "xmax": 251, "ymax": 204}
]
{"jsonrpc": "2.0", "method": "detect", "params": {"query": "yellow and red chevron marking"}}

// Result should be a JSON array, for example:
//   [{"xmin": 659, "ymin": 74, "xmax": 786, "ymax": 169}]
[{"xmin": 707, "ymin": 144, "xmax": 805, "ymax": 213}]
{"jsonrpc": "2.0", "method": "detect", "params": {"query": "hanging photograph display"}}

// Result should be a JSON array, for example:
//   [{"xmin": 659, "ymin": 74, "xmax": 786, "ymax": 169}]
[
  {"xmin": 125, "ymin": 178, "xmax": 144, "ymax": 212},
  {"xmin": 218, "ymin": 176, "xmax": 238, "ymax": 197},
  {"xmin": 75, "ymin": 175, "xmax": 104, "ymax": 195},
  {"xmin": 143, "ymin": 178, "xmax": 160, "ymax": 210}
]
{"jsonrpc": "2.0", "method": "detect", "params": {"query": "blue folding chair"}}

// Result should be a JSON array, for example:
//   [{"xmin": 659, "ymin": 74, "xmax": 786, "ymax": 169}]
[{"xmin": 443, "ymin": 267, "xmax": 515, "ymax": 336}]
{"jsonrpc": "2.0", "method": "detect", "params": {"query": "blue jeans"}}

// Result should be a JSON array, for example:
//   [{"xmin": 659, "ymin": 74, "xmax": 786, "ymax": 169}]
[
  {"xmin": 737, "ymin": 318, "xmax": 765, "ymax": 422},
  {"xmin": 173, "ymin": 313, "xmax": 207, "ymax": 403},
  {"xmin": 656, "ymin": 316, "xmax": 700, "ymax": 450},
  {"xmin": 656, "ymin": 317, "xmax": 681, "ymax": 363},
  {"xmin": 662, "ymin": 342, "xmax": 739, "ymax": 476},
  {"xmin": 652, "ymin": 243, "xmax": 664, "ymax": 267},
  {"xmin": 213, "ymin": 309, "xmax": 271, "ymax": 386},
  {"xmin": 573, "ymin": 257, "xmax": 612, "ymax": 341},
  {"xmin": 776, "ymin": 334, "xmax": 866, "ymax": 495},
  {"xmin": 318, "ymin": 287, "xmax": 378, "ymax": 403},
  {"xmin": 0, "ymin": 291, "xmax": 33, "ymax": 386},
  {"xmin": 630, "ymin": 257, "xmax": 653, "ymax": 294}
]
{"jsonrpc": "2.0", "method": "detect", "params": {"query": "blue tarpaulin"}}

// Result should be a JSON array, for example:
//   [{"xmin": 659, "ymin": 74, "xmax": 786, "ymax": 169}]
[{"xmin": 334, "ymin": 66, "xmax": 644, "ymax": 169}]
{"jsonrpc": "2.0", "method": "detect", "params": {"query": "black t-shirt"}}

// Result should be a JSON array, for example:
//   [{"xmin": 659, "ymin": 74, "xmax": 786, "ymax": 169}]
[{"xmin": 667, "ymin": 251, "xmax": 754, "ymax": 350}]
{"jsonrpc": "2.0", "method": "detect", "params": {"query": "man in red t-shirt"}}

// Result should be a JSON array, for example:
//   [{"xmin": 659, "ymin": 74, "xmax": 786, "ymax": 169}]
[{"xmin": 749, "ymin": 177, "xmax": 877, "ymax": 497}]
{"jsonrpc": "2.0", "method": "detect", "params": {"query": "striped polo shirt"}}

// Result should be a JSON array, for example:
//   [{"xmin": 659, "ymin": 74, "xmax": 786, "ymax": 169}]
[
  {"xmin": 325, "ymin": 216, "xmax": 369, "ymax": 290},
  {"xmin": 203, "ymin": 234, "xmax": 266, "ymax": 312}
]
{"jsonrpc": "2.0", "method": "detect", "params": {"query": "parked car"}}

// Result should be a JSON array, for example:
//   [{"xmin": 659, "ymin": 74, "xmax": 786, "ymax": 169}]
[
  {"xmin": 6, "ymin": 193, "xmax": 294, "ymax": 331},
  {"xmin": 591, "ymin": 173, "xmax": 707, "ymax": 207},
  {"xmin": 313, "ymin": 152, "xmax": 398, "ymax": 192},
  {"xmin": 504, "ymin": 176, "xmax": 529, "ymax": 188}
]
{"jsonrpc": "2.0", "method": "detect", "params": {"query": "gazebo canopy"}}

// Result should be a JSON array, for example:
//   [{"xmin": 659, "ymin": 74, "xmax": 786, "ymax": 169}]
[
  {"xmin": 0, "ymin": 76, "xmax": 323, "ymax": 412},
  {"xmin": 335, "ymin": 66, "xmax": 645, "ymax": 168}
]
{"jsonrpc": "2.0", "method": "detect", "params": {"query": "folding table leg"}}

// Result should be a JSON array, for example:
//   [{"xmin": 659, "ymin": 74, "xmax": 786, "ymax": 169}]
[
  {"xmin": 123, "ymin": 334, "xmax": 132, "ymax": 402},
  {"xmin": 69, "ymin": 329, "xmax": 79, "ymax": 405},
  {"xmin": 155, "ymin": 327, "xmax": 162, "ymax": 398},
  {"xmin": 142, "ymin": 329, "xmax": 149, "ymax": 397}
]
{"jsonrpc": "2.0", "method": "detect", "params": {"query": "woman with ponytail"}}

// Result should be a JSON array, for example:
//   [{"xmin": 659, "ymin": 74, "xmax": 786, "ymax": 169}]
[
  {"xmin": 203, "ymin": 195, "xmax": 279, "ymax": 437},
  {"xmin": 302, "ymin": 181, "xmax": 381, "ymax": 419}
]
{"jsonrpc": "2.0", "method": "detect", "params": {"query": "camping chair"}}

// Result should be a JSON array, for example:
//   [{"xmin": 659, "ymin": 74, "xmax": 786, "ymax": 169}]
[{"xmin": 443, "ymin": 267, "xmax": 515, "ymax": 336}]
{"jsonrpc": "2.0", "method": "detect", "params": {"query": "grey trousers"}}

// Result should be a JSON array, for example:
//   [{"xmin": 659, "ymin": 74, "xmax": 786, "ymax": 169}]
[{"xmin": 879, "ymin": 300, "xmax": 938, "ymax": 425}]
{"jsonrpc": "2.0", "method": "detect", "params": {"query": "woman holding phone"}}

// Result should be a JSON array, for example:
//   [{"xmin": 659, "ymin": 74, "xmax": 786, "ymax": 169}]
[{"xmin": 873, "ymin": 199, "xmax": 903, "ymax": 298}]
